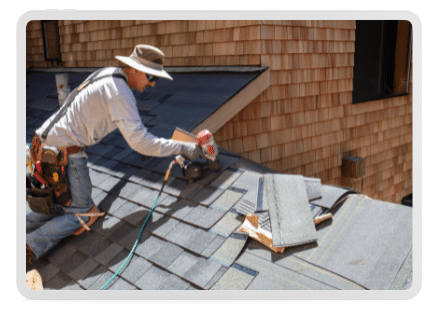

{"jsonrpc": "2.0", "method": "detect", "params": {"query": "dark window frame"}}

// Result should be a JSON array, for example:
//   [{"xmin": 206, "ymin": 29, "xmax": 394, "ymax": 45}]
[
  {"xmin": 353, "ymin": 20, "xmax": 412, "ymax": 104},
  {"xmin": 41, "ymin": 20, "xmax": 61, "ymax": 62}
]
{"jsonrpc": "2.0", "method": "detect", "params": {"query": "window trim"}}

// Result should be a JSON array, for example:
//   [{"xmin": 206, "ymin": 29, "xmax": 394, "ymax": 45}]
[
  {"xmin": 353, "ymin": 20, "xmax": 412, "ymax": 104},
  {"xmin": 41, "ymin": 20, "xmax": 61, "ymax": 62}
]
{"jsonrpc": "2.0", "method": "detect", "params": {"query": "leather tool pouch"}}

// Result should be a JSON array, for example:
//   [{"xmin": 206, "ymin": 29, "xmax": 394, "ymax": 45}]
[
  {"xmin": 27, "ymin": 135, "xmax": 72, "ymax": 214},
  {"xmin": 26, "ymin": 174, "xmax": 55, "ymax": 215}
]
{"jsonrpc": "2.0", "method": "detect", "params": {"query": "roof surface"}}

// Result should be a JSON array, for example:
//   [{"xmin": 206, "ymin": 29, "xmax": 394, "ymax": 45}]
[{"xmin": 25, "ymin": 69, "xmax": 413, "ymax": 292}]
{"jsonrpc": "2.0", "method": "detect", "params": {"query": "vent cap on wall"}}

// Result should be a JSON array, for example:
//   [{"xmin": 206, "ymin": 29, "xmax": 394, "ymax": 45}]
[{"xmin": 341, "ymin": 156, "xmax": 365, "ymax": 178}]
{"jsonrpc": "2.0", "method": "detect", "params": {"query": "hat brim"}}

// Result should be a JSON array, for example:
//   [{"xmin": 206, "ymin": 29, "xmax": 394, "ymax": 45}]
[{"xmin": 115, "ymin": 55, "xmax": 173, "ymax": 81}]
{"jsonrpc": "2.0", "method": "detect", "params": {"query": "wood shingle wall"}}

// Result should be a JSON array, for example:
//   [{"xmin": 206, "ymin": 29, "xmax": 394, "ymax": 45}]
[{"xmin": 25, "ymin": 20, "xmax": 413, "ymax": 204}]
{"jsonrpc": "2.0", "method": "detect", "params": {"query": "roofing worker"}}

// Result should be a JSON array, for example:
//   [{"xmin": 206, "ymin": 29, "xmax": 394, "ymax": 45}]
[{"xmin": 26, "ymin": 45, "xmax": 203, "ymax": 267}]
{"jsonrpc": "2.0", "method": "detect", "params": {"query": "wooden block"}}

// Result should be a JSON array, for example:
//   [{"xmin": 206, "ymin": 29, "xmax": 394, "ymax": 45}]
[
  {"xmin": 233, "ymin": 121, "xmax": 248, "ymax": 138},
  {"xmin": 274, "ymin": 25, "xmax": 288, "ymax": 40},
  {"xmin": 260, "ymin": 147, "xmax": 272, "ymax": 163},
  {"xmin": 255, "ymin": 133, "xmax": 269, "ymax": 149},
  {"xmin": 247, "ymin": 150, "xmax": 261, "ymax": 164},
  {"xmin": 248, "ymin": 55, "xmax": 261, "ymax": 65},
  {"xmin": 261, "ymin": 25, "xmax": 275, "ymax": 39},
  {"xmin": 228, "ymin": 138, "xmax": 244, "ymax": 154},
  {"xmin": 213, "ymin": 42, "xmax": 236, "ymax": 56},
  {"xmin": 196, "ymin": 20, "xmax": 207, "ymax": 31},
  {"xmin": 242, "ymin": 136, "xmax": 257, "ymax": 152},
  {"xmin": 206, "ymin": 20, "xmax": 216, "ymax": 30}
]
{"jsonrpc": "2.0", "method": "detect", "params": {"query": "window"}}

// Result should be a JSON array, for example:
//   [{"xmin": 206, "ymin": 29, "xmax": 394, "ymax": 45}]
[
  {"xmin": 353, "ymin": 20, "xmax": 412, "ymax": 103},
  {"xmin": 41, "ymin": 20, "xmax": 61, "ymax": 61}
]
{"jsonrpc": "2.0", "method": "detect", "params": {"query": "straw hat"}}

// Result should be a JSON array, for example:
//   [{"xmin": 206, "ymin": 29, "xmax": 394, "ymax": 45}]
[{"xmin": 116, "ymin": 45, "xmax": 173, "ymax": 81}]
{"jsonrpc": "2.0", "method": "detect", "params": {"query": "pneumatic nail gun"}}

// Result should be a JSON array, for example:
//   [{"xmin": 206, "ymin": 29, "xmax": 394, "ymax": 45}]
[{"xmin": 175, "ymin": 129, "xmax": 222, "ymax": 183}]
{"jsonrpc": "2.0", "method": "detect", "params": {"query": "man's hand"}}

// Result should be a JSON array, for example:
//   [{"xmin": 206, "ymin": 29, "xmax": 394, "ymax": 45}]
[{"xmin": 179, "ymin": 142, "xmax": 203, "ymax": 161}]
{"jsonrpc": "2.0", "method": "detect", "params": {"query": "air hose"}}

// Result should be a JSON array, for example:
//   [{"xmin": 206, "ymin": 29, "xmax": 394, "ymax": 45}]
[{"xmin": 100, "ymin": 160, "xmax": 176, "ymax": 290}]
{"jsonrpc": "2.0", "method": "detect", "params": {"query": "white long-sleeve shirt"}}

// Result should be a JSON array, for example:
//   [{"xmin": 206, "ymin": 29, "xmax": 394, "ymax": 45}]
[{"xmin": 36, "ymin": 67, "xmax": 183, "ymax": 158}]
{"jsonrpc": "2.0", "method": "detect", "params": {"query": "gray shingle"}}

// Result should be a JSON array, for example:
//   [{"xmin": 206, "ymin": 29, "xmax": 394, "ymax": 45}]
[
  {"xmin": 89, "ymin": 169, "xmax": 111, "ymax": 186},
  {"xmin": 210, "ymin": 189, "xmax": 244, "ymax": 212},
  {"xmin": 104, "ymin": 146, "xmax": 124, "ymax": 159},
  {"xmin": 204, "ymin": 266, "xmax": 227, "ymax": 290},
  {"xmin": 89, "ymin": 157, "xmax": 119, "ymax": 173},
  {"xmin": 112, "ymin": 148, "xmax": 136, "ymax": 162},
  {"xmin": 86, "ymin": 143, "xmax": 115, "ymax": 157},
  {"xmin": 160, "ymin": 274, "xmax": 191, "ymax": 290},
  {"xmin": 44, "ymin": 271, "xmax": 84, "ymax": 290},
  {"xmin": 123, "ymin": 152, "xmax": 150, "ymax": 168},
  {"xmin": 182, "ymin": 205, "xmax": 227, "ymax": 229},
  {"xmin": 134, "ymin": 266, "xmax": 171, "ymax": 290},
  {"xmin": 304, "ymin": 177, "xmax": 322, "ymax": 201},
  {"xmin": 148, "ymin": 215, "xmax": 181, "ymax": 238},
  {"xmin": 263, "ymin": 174, "xmax": 317, "ymax": 247},
  {"xmin": 246, "ymin": 240, "xmax": 364, "ymax": 290},
  {"xmin": 117, "ymin": 226, "xmax": 145, "ymax": 250},
  {"xmin": 300, "ymin": 196, "xmax": 413, "ymax": 290},
  {"xmin": 123, "ymin": 167, "xmax": 151, "ymax": 184},
  {"xmin": 201, "ymin": 235, "xmax": 227, "ymax": 258},
  {"xmin": 237, "ymin": 252, "xmax": 336, "ymax": 290},
  {"xmin": 129, "ymin": 185, "xmax": 161, "ymax": 208},
  {"xmin": 210, "ymin": 263, "xmax": 256, "ymax": 290},
  {"xmin": 167, "ymin": 251, "xmax": 201, "ymax": 277},
  {"xmin": 164, "ymin": 222, "xmax": 200, "ymax": 248},
  {"xmin": 210, "ymin": 232, "xmax": 248, "ymax": 267},
  {"xmin": 107, "ymin": 277, "xmax": 138, "ymax": 290},
  {"xmin": 37, "ymin": 262, "xmax": 60, "ymax": 284},
  {"xmin": 163, "ymin": 177, "xmax": 190, "ymax": 197},
  {"xmin": 88, "ymin": 269, "xmax": 119, "ymax": 290},
  {"xmin": 135, "ymin": 235, "xmax": 167, "ymax": 259},
  {"xmin": 310, "ymin": 185, "xmax": 357, "ymax": 209},
  {"xmin": 67, "ymin": 230, "xmax": 106, "ymax": 255},
  {"xmin": 119, "ymin": 255, "xmax": 153, "ymax": 284},
  {"xmin": 148, "ymin": 241, "xmax": 184, "ymax": 268},
  {"xmin": 69, "ymin": 257, "xmax": 101, "ymax": 282},
  {"xmin": 109, "ymin": 221, "xmax": 139, "ymax": 245},
  {"xmin": 94, "ymin": 242, "xmax": 125, "ymax": 265},
  {"xmin": 210, "ymin": 211, "xmax": 245, "ymax": 238},
  {"xmin": 59, "ymin": 250, "xmax": 90, "ymax": 275},
  {"xmin": 98, "ymin": 175, "xmax": 124, "ymax": 193},
  {"xmin": 117, "ymin": 181, "xmax": 142, "ymax": 199},
  {"xmin": 186, "ymin": 229, "xmax": 218, "ymax": 255},
  {"xmin": 190, "ymin": 185, "xmax": 225, "ymax": 206},
  {"xmin": 138, "ymin": 170, "xmax": 166, "ymax": 190},
  {"xmin": 94, "ymin": 191, "xmax": 127, "ymax": 214},
  {"xmin": 113, "ymin": 200, "xmax": 149, "ymax": 226},
  {"xmin": 91, "ymin": 214, "xmax": 124, "ymax": 238},
  {"xmin": 154, "ymin": 196, "xmax": 196, "ymax": 220},
  {"xmin": 107, "ymin": 162, "xmax": 132, "ymax": 178},
  {"xmin": 87, "ymin": 238, "xmax": 114, "ymax": 258},
  {"xmin": 182, "ymin": 257, "xmax": 223, "ymax": 288},
  {"xmin": 209, "ymin": 169, "xmax": 243, "ymax": 190},
  {"xmin": 76, "ymin": 264, "xmax": 107, "ymax": 289}
]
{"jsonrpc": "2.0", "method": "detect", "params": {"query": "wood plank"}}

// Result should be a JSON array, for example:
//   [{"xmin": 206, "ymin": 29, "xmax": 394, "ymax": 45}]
[{"xmin": 193, "ymin": 68, "xmax": 270, "ymax": 135}]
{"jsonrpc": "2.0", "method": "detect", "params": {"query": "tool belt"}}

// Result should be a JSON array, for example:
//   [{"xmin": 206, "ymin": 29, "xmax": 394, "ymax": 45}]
[
  {"xmin": 26, "ymin": 134, "xmax": 82, "ymax": 214},
  {"xmin": 26, "ymin": 69, "xmax": 127, "ymax": 215}
]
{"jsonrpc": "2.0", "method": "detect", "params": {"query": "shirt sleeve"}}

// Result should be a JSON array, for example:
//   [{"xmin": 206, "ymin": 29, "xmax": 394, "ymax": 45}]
[
  {"xmin": 108, "ymin": 76, "xmax": 182, "ymax": 157},
  {"xmin": 115, "ymin": 119, "xmax": 183, "ymax": 157}
]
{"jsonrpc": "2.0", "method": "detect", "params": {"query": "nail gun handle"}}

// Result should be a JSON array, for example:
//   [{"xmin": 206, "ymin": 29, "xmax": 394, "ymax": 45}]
[{"xmin": 196, "ymin": 130, "xmax": 218, "ymax": 162}]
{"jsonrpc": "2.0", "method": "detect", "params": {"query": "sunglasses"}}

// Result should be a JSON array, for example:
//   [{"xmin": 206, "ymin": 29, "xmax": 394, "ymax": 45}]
[{"xmin": 147, "ymin": 75, "xmax": 159, "ymax": 83}]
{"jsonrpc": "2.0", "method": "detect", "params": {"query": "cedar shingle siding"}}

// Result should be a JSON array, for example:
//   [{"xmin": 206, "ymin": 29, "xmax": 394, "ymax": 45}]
[{"xmin": 26, "ymin": 20, "xmax": 413, "ymax": 203}]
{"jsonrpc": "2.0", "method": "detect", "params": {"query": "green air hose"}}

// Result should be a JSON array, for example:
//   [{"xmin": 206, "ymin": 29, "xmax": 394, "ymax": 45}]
[{"xmin": 100, "ymin": 160, "xmax": 176, "ymax": 290}]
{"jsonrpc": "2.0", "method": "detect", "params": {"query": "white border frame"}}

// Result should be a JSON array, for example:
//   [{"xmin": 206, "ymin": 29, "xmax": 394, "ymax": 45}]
[{"xmin": 17, "ymin": 10, "xmax": 421, "ymax": 300}]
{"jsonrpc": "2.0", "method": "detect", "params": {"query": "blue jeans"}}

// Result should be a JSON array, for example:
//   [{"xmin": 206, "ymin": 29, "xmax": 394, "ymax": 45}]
[{"xmin": 26, "ymin": 156, "xmax": 95, "ymax": 258}]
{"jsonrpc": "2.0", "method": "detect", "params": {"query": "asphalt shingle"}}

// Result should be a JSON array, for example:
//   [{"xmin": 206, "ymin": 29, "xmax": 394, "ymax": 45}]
[{"xmin": 25, "ymin": 70, "xmax": 413, "ymax": 292}]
